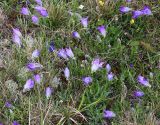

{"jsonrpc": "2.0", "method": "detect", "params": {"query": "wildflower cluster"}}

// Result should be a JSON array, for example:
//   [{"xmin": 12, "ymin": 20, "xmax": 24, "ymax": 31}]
[
  {"xmin": 20, "ymin": 0, "xmax": 48, "ymax": 25},
  {"xmin": 1, "ymin": 0, "xmax": 155, "ymax": 124}
]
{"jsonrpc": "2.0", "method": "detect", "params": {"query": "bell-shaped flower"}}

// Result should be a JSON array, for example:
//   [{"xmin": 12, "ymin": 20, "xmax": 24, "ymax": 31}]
[
  {"xmin": 65, "ymin": 47, "xmax": 75, "ymax": 59},
  {"xmin": 21, "ymin": 7, "xmax": 30, "ymax": 15},
  {"xmin": 58, "ymin": 48, "xmax": 68, "ymax": 59},
  {"xmin": 107, "ymin": 72, "xmax": 114, "ymax": 81},
  {"xmin": 132, "ymin": 10, "xmax": 143, "ymax": 19},
  {"xmin": 82, "ymin": 76, "xmax": 92, "ymax": 86},
  {"xmin": 141, "ymin": 6, "xmax": 152, "ymax": 15},
  {"xmin": 64, "ymin": 67, "xmax": 70, "ymax": 80},
  {"xmin": 27, "ymin": 63, "xmax": 43, "ymax": 71},
  {"xmin": 80, "ymin": 17, "xmax": 88, "ymax": 28},
  {"xmin": 134, "ymin": 90, "xmax": 144, "ymax": 97},
  {"xmin": 45, "ymin": 87, "xmax": 53, "ymax": 99},
  {"xmin": 91, "ymin": 58, "xmax": 104, "ymax": 72},
  {"xmin": 119, "ymin": 6, "xmax": 132, "ymax": 13},
  {"xmin": 34, "ymin": 74, "xmax": 41, "ymax": 84},
  {"xmin": 103, "ymin": 110, "xmax": 116, "ymax": 118},
  {"xmin": 32, "ymin": 49, "xmax": 40, "ymax": 59},
  {"xmin": 137, "ymin": 75, "xmax": 151, "ymax": 87},
  {"xmin": 32, "ymin": 15, "xmax": 39, "ymax": 24},
  {"xmin": 35, "ymin": 6, "xmax": 48, "ymax": 17},
  {"xmin": 97, "ymin": 25, "xmax": 106, "ymax": 37},
  {"xmin": 23, "ymin": 79, "xmax": 34, "ymax": 92},
  {"xmin": 35, "ymin": 0, "xmax": 42, "ymax": 6},
  {"xmin": 72, "ymin": 31, "xmax": 81, "ymax": 39}
]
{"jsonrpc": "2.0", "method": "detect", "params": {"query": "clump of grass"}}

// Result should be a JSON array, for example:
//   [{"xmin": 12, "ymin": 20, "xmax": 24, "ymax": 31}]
[{"xmin": 44, "ymin": 1, "xmax": 69, "ymax": 29}]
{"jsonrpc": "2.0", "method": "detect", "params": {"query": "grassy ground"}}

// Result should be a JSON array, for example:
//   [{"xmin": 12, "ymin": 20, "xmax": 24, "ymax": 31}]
[{"xmin": 0, "ymin": 0, "xmax": 160, "ymax": 124}]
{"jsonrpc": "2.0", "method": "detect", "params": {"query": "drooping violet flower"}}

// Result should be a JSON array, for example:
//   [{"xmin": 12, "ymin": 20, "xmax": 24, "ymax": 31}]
[
  {"xmin": 34, "ymin": 74, "xmax": 41, "ymax": 84},
  {"xmin": 72, "ymin": 31, "xmax": 81, "ymax": 39},
  {"xmin": 35, "ymin": 0, "xmax": 42, "ymax": 6},
  {"xmin": 12, "ymin": 121, "xmax": 20, "ymax": 125},
  {"xmin": 107, "ymin": 72, "xmax": 114, "ymax": 81},
  {"xmin": 126, "ymin": 0, "xmax": 131, "ymax": 2},
  {"xmin": 0, "ymin": 123, "xmax": 3, "ymax": 125},
  {"xmin": 31, "ymin": 15, "xmax": 39, "ymax": 24},
  {"xmin": 132, "ymin": 10, "xmax": 143, "ymax": 19},
  {"xmin": 32, "ymin": 49, "xmax": 40, "ymax": 58},
  {"xmin": 12, "ymin": 34, "xmax": 21, "ymax": 46},
  {"xmin": 65, "ymin": 47, "xmax": 75, "ymax": 59},
  {"xmin": 64, "ymin": 67, "xmax": 70, "ymax": 80},
  {"xmin": 130, "ymin": 63, "xmax": 134, "ymax": 68},
  {"xmin": 141, "ymin": 6, "xmax": 152, "ymax": 15},
  {"xmin": 137, "ymin": 75, "xmax": 151, "ymax": 87},
  {"xmin": 45, "ymin": 87, "xmax": 53, "ymax": 99},
  {"xmin": 49, "ymin": 41, "xmax": 55, "ymax": 52},
  {"xmin": 103, "ymin": 110, "xmax": 116, "ymax": 118},
  {"xmin": 23, "ymin": 79, "xmax": 34, "ymax": 92},
  {"xmin": 80, "ymin": 17, "xmax": 88, "ymax": 28},
  {"xmin": 13, "ymin": 28, "xmax": 22, "ymax": 37},
  {"xmin": 35, "ymin": 6, "xmax": 48, "ymax": 17},
  {"xmin": 106, "ymin": 64, "xmax": 111, "ymax": 72},
  {"xmin": 82, "ymin": 76, "xmax": 92, "ymax": 86},
  {"xmin": 5, "ymin": 101, "xmax": 12, "ymax": 108},
  {"xmin": 58, "ymin": 48, "xmax": 68, "ymax": 59},
  {"xmin": 27, "ymin": 63, "xmax": 43, "ymax": 71},
  {"xmin": 91, "ymin": 58, "xmax": 104, "ymax": 72},
  {"xmin": 21, "ymin": 7, "xmax": 30, "ymax": 15},
  {"xmin": 119, "ymin": 6, "xmax": 132, "ymax": 13},
  {"xmin": 134, "ymin": 90, "xmax": 144, "ymax": 97},
  {"xmin": 97, "ymin": 25, "xmax": 106, "ymax": 37}
]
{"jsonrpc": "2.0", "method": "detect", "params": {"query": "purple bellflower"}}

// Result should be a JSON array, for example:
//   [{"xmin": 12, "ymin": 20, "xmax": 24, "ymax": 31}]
[
  {"xmin": 58, "ymin": 48, "xmax": 68, "ymax": 59},
  {"xmin": 35, "ymin": 6, "xmax": 48, "ymax": 17},
  {"xmin": 35, "ymin": 0, "xmax": 42, "ymax": 6},
  {"xmin": 32, "ymin": 49, "xmax": 40, "ymax": 58},
  {"xmin": 72, "ymin": 31, "xmax": 81, "ymax": 39},
  {"xmin": 119, "ymin": 6, "xmax": 132, "ymax": 13},
  {"xmin": 34, "ymin": 74, "xmax": 41, "ymax": 84},
  {"xmin": 13, "ymin": 28, "xmax": 22, "ymax": 37},
  {"xmin": 21, "ymin": 7, "xmax": 30, "ymax": 15},
  {"xmin": 91, "ymin": 58, "xmax": 104, "ymax": 72},
  {"xmin": 107, "ymin": 72, "xmax": 114, "ymax": 81},
  {"xmin": 12, "ymin": 34, "xmax": 21, "ymax": 46},
  {"xmin": 126, "ymin": 0, "xmax": 131, "ymax": 2},
  {"xmin": 12, "ymin": 121, "xmax": 20, "ymax": 125},
  {"xmin": 27, "ymin": 63, "xmax": 43, "ymax": 71},
  {"xmin": 141, "ymin": 6, "xmax": 152, "ymax": 15},
  {"xmin": 82, "ymin": 76, "xmax": 92, "ymax": 86},
  {"xmin": 23, "ymin": 79, "xmax": 34, "ymax": 92},
  {"xmin": 49, "ymin": 41, "xmax": 55, "ymax": 52},
  {"xmin": 134, "ymin": 90, "xmax": 144, "ymax": 97},
  {"xmin": 64, "ymin": 67, "xmax": 70, "ymax": 80},
  {"xmin": 5, "ymin": 101, "xmax": 12, "ymax": 108},
  {"xmin": 97, "ymin": 25, "xmax": 106, "ymax": 37},
  {"xmin": 103, "ymin": 110, "xmax": 116, "ymax": 118},
  {"xmin": 65, "ymin": 47, "xmax": 75, "ymax": 59},
  {"xmin": 132, "ymin": 10, "xmax": 143, "ymax": 19},
  {"xmin": 32, "ymin": 15, "xmax": 39, "ymax": 24},
  {"xmin": 12, "ymin": 28, "xmax": 22, "ymax": 46},
  {"xmin": 80, "ymin": 17, "xmax": 88, "ymax": 28},
  {"xmin": 137, "ymin": 75, "xmax": 151, "ymax": 87},
  {"xmin": 45, "ymin": 87, "xmax": 53, "ymax": 99},
  {"xmin": 106, "ymin": 64, "xmax": 111, "ymax": 72}
]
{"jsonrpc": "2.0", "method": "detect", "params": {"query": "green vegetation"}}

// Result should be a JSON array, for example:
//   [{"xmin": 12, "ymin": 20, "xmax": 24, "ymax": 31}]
[{"xmin": 0, "ymin": 0, "xmax": 160, "ymax": 124}]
